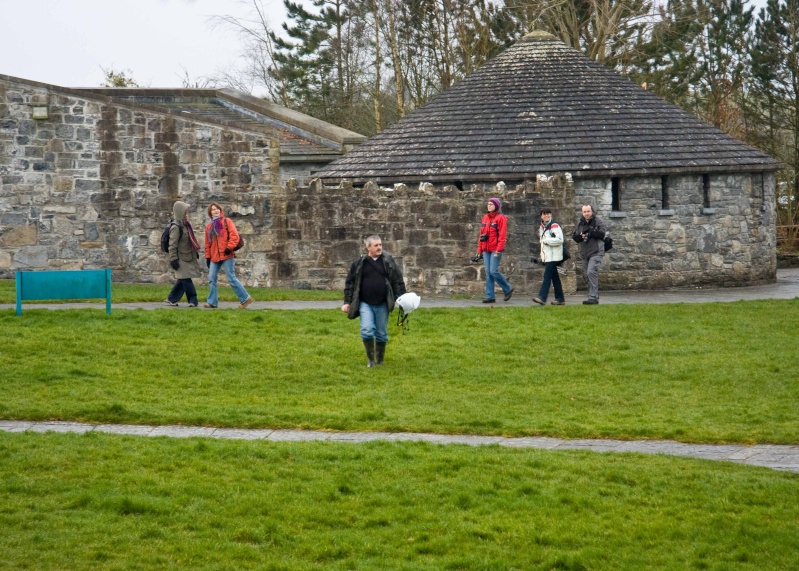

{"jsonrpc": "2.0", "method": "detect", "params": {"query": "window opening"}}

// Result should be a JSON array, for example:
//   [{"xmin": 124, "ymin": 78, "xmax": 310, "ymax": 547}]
[{"xmin": 611, "ymin": 177, "xmax": 621, "ymax": 211}]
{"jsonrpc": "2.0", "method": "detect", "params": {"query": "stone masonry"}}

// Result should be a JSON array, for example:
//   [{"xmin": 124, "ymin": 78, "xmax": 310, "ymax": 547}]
[
  {"xmin": 0, "ymin": 75, "xmax": 778, "ymax": 295},
  {"xmin": 574, "ymin": 173, "xmax": 776, "ymax": 289},
  {"xmin": 276, "ymin": 176, "xmax": 577, "ymax": 297},
  {"xmin": 0, "ymin": 77, "xmax": 279, "ymax": 285}
]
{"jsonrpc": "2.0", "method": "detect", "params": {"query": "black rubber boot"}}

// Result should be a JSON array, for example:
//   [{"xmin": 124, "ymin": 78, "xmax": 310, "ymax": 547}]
[
  {"xmin": 363, "ymin": 338, "xmax": 376, "ymax": 368},
  {"xmin": 375, "ymin": 342, "xmax": 386, "ymax": 366}
]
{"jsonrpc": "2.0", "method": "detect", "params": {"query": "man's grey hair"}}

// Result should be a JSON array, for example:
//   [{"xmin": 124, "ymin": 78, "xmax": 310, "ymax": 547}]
[{"xmin": 364, "ymin": 235, "xmax": 382, "ymax": 248}]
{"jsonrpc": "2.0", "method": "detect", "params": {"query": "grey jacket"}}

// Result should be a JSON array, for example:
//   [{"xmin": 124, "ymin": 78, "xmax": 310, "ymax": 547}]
[
  {"xmin": 572, "ymin": 215, "xmax": 607, "ymax": 259},
  {"xmin": 343, "ymin": 253, "xmax": 407, "ymax": 319},
  {"xmin": 169, "ymin": 201, "xmax": 202, "ymax": 280}
]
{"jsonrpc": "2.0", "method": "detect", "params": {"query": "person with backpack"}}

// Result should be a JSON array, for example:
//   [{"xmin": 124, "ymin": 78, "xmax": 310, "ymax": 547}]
[
  {"xmin": 572, "ymin": 203, "xmax": 607, "ymax": 305},
  {"xmin": 204, "ymin": 202, "xmax": 253, "ymax": 309},
  {"xmin": 532, "ymin": 207, "xmax": 566, "ymax": 306},
  {"xmin": 164, "ymin": 200, "xmax": 202, "ymax": 307},
  {"xmin": 477, "ymin": 197, "xmax": 513, "ymax": 303}
]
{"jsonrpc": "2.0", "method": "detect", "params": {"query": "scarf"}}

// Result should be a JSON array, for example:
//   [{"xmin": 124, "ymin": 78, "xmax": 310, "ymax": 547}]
[
  {"xmin": 184, "ymin": 219, "xmax": 201, "ymax": 252},
  {"xmin": 208, "ymin": 216, "xmax": 224, "ymax": 243}
]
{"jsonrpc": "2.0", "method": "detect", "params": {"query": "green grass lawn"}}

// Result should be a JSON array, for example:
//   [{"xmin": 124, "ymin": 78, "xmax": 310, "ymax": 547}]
[
  {"xmin": 0, "ymin": 279, "xmax": 342, "ymax": 303},
  {"xmin": 1, "ymin": 431, "xmax": 797, "ymax": 570},
  {"xmin": 1, "ymin": 299, "xmax": 798, "ymax": 444}
]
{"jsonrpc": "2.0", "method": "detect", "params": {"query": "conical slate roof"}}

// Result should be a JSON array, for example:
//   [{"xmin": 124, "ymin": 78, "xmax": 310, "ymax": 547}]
[{"xmin": 317, "ymin": 31, "xmax": 780, "ymax": 184}]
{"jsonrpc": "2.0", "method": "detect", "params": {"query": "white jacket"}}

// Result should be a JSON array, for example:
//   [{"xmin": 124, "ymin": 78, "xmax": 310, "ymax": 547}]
[{"xmin": 539, "ymin": 222, "xmax": 564, "ymax": 263}]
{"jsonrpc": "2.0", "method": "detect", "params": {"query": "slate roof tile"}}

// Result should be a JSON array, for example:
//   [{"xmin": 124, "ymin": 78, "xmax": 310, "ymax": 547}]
[{"xmin": 318, "ymin": 32, "xmax": 778, "ymax": 183}]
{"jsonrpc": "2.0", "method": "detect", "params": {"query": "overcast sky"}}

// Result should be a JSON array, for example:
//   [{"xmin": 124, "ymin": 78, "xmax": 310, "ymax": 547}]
[
  {"xmin": 0, "ymin": 0, "xmax": 772, "ymax": 96},
  {"xmin": 0, "ymin": 0, "xmax": 286, "ymax": 92}
]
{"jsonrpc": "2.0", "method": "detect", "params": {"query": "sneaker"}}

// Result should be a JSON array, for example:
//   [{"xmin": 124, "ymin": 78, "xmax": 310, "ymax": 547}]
[
  {"xmin": 481, "ymin": 298, "xmax": 496, "ymax": 304},
  {"xmin": 164, "ymin": 300, "xmax": 179, "ymax": 307},
  {"xmin": 188, "ymin": 302, "xmax": 198, "ymax": 308},
  {"xmin": 504, "ymin": 288, "xmax": 514, "ymax": 301},
  {"xmin": 583, "ymin": 299, "xmax": 599, "ymax": 305},
  {"xmin": 203, "ymin": 303, "xmax": 217, "ymax": 309},
  {"xmin": 551, "ymin": 300, "xmax": 565, "ymax": 306},
  {"xmin": 531, "ymin": 297, "xmax": 545, "ymax": 305},
  {"xmin": 239, "ymin": 296, "xmax": 254, "ymax": 309}
]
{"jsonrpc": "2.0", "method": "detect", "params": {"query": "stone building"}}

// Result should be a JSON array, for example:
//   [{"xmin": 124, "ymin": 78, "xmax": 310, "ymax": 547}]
[
  {"xmin": 315, "ymin": 31, "xmax": 782, "ymax": 293},
  {"xmin": 0, "ymin": 74, "xmax": 363, "ymax": 284},
  {"xmin": 0, "ymin": 30, "xmax": 783, "ymax": 295}
]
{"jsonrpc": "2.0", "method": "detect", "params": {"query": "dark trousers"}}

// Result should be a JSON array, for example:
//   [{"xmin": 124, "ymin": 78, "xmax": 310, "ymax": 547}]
[
  {"xmin": 538, "ymin": 262, "xmax": 564, "ymax": 302},
  {"xmin": 168, "ymin": 278, "xmax": 198, "ymax": 305}
]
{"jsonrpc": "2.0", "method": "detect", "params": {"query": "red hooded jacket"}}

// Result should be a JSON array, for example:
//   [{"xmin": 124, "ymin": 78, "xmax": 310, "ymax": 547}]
[{"xmin": 477, "ymin": 211, "xmax": 508, "ymax": 253}]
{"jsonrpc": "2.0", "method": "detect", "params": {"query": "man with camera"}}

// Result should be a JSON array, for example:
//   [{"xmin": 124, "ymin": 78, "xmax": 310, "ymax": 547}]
[{"xmin": 572, "ymin": 203, "xmax": 607, "ymax": 305}]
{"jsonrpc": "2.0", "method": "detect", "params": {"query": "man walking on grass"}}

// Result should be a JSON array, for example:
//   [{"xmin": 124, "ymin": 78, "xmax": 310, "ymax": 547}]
[{"xmin": 341, "ymin": 236, "xmax": 407, "ymax": 367}]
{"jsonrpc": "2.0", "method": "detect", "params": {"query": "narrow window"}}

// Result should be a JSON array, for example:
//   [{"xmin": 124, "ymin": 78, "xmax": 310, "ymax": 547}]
[
  {"xmin": 611, "ymin": 177, "xmax": 621, "ymax": 211},
  {"xmin": 661, "ymin": 175, "xmax": 670, "ymax": 209},
  {"xmin": 702, "ymin": 174, "xmax": 711, "ymax": 208}
]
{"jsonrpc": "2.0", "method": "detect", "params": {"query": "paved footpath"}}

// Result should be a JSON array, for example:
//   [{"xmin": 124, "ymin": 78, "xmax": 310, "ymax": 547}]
[
  {"xmin": 1, "ymin": 420, "xmax": 797, "ymax": 473},
  {"xmin": 3, "ymin": 269, "xmax": 797, "ymax": 311},
  {"xmin": 3, "ymin": 268, "xmax": 797, "ymax": 473}
]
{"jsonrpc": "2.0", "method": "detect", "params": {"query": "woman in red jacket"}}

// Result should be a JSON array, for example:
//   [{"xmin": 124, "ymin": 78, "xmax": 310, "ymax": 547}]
[
  {"xmin": 477, "ymin": 197, "xmax": 513, "ymax": 303},
  {"xmin": 203, "ymin": 203, "xmax": 253, "ymax": 309}
]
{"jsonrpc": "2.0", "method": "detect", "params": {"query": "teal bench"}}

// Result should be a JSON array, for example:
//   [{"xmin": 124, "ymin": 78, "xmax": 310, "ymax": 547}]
[{"xmin": 15, "ymin": 268, "xmax": 112, "ymax": 315}]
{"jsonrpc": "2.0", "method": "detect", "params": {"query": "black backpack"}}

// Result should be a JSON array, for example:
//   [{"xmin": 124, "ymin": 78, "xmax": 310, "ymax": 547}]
[{"xmin": 160, "ymin": 221, "xmax": 182, "ymax": 253}]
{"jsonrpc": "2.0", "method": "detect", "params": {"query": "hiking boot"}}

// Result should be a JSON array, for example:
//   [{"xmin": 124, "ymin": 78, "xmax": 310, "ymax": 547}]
[
  {"xmin": 363, "ymin": 338, "xmax": 376, "ymax": 368},
  {"xmin": 550, "ymin": 300, "xmax": 565, "ymax": 306},
  {"xmin": 532, "ymin": 297, "xmax": 545, "ymax": 305},
  {"xmin": 504, "ymin": 288, "xmax": 514, "ymax": 301},
  {"xmin": 203, "ymin": 303, "xmax": 217, "ymax": 309},
  {"xmin": 164, "ymin": 300, "xmax": 179, "ymax": 307},
  {"xmin": 239, "ymin": 296, "xmax": 254, "ymax": 309},
  {"xmin": 583, "ymin": 299, "xmax": 599, "ymax": 305},
  {"xmin": 482, "ymin": 298, "xmax": 496, "ymax": 304}
]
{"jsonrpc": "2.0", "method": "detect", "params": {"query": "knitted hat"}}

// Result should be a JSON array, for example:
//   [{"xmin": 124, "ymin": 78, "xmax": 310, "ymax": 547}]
[{"xmin": 488, "ymin": 197, "xmax": 501, "ymax": 211}]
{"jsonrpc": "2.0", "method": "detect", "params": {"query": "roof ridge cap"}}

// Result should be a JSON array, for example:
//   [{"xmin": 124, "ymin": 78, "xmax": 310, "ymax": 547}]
[{"xmin": 521, "ymin": 30, "xmax": 558, "ymax": 42}]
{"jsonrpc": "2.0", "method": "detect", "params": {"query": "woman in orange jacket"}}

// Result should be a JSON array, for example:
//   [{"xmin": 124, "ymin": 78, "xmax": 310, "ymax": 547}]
[{"xmin": 203, "ymin": 202, "xmax": 253, "ymax": 309}]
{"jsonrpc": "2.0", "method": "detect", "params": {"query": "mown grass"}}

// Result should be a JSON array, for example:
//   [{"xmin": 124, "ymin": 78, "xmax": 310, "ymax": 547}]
[
  {"xmin": 1, "ymin": 299, "xmax": 798, "ymax": 444},
  {"xmin": 0, "ymin": 279, "xmax": 341, "ymax": 303},
  {"xmin": 1, "ymin": 431, "xmax": 797, "ymax": 570}
]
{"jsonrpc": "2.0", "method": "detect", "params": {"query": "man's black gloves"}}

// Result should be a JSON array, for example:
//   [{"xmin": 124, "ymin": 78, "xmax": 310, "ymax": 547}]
[
  {"xmin": 206, "ymin": 258, "xmax": 211, "ymax": 268},
  {"xmin": 224, "ymin": 248, "xmax": 232, "ymax": 255},
  {"xmin": 170, "ymin": 259, "xmax": 180, "ymax": 270}
]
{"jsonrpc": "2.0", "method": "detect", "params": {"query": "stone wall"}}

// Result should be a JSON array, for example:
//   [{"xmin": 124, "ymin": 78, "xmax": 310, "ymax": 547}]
[
  {"xmin": 272, "ymin": 177, "xmax": 578, "ymax": 296},
  {"xmin": 574, "ymin": 173, "xmax": 777, "ymax": 289},
  {"xmin": 0, "ymin": 77, "xmax": 279, "ymax": 284}
]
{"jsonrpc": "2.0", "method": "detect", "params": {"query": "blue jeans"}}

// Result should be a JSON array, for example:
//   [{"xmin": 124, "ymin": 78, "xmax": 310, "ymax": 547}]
[
  {"xmin": 359, "ymin": 301, "xmax": 389, "ymax": 343},
  {"xmin": 483, "ymin": 251, "xmax": 512, "ymax": 299},
  {"xmin": 207, "ymin": 258, "xmax": 250, "ymax": 306},
  {"xmin": 538, "ymin": 262, "xmax": 564, "ymax": 302}
]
